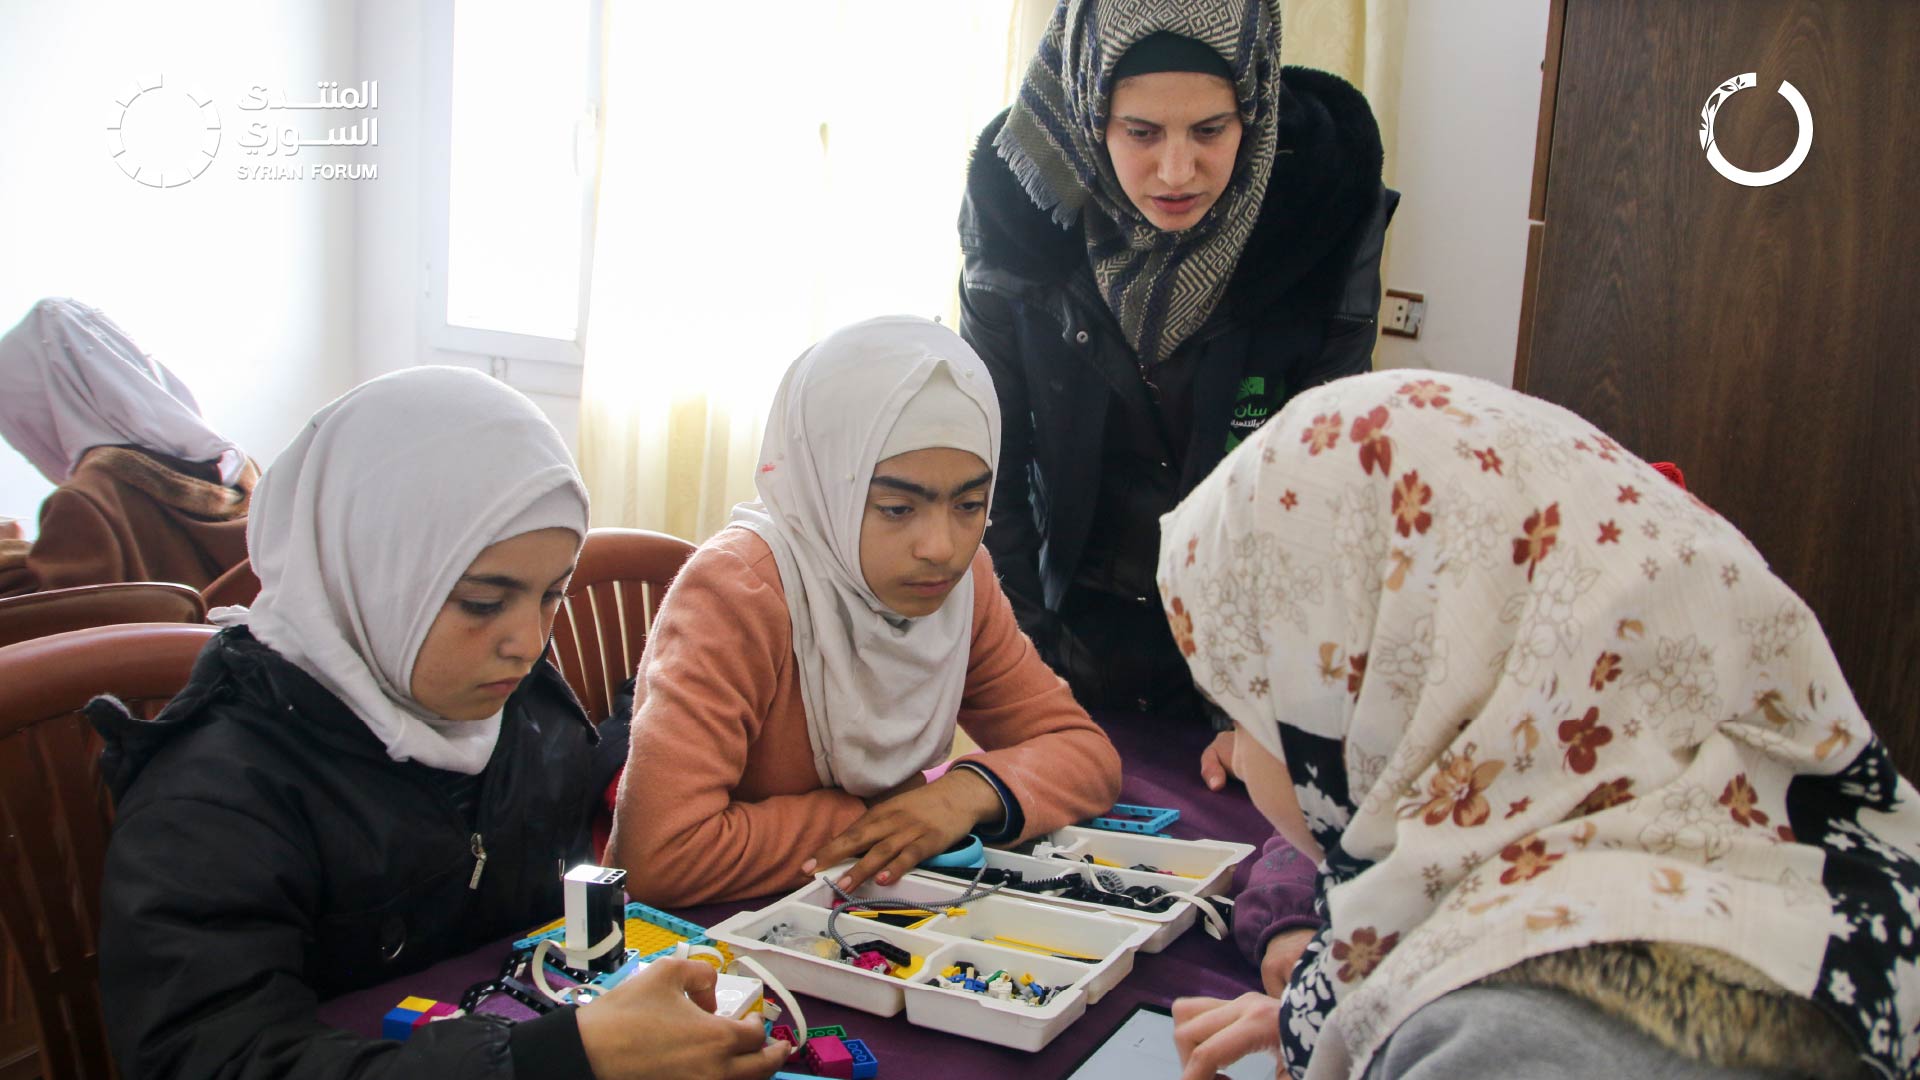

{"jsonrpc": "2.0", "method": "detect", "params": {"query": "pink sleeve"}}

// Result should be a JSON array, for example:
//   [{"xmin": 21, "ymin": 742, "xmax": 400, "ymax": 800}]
[
  {"xmin": 954, "ymin": 548, "xmax": 1122, "ymax": 842},
  {"xmin": 606, "ymin": 541, "xmax": 866, "ymax": 905}
]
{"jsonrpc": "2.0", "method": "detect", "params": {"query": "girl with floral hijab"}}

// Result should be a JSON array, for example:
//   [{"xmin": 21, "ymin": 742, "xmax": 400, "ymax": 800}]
[{"xmin": 1158, "ymin": 370, "xmax": 1918, "ymax": 1079}]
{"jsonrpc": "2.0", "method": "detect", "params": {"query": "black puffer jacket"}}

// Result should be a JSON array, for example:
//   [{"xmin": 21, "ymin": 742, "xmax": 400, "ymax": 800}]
[
  {"xmin": 90, "ymin": 627, "xmax": 625, "ymax": 1079},
  {"xmin": 958, "ymin": 67, "xmax": 1394, "ymax": 709}
]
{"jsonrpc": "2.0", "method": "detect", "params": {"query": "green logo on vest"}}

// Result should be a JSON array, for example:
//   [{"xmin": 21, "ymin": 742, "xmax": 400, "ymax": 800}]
[{"xmin": 1226, "ymin": 376, "xmax": 1279, "ymax": 454}]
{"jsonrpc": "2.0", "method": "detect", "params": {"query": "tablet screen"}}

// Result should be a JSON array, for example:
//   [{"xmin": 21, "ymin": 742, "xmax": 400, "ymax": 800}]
[{"xmin": 1063, "ymin": 1002, "xmax": 1283, "ymax": 1080}]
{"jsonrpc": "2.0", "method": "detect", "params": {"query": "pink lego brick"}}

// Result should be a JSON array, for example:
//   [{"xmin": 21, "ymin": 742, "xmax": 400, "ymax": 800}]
[{"xmin": 800, "ymin": 1035, "xmax": 854, "ymax": 1080}]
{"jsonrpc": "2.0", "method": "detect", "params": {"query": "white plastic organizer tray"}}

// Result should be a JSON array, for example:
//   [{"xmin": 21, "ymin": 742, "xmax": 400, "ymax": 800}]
[
  {"xmin": 1039, "ymin": 826, "xmax": 1255, "ymax": 895},
  {"xmin": 915, "ymin": 827, "xmax": 1256, "ymax": 952},
  {"xmin": 708, "ymin": 868, "xmax": 1156, "ymax": 1051},
  {"xmin": 705, "ymin": 828, "xmax": 1254, "ymax": 1051}
]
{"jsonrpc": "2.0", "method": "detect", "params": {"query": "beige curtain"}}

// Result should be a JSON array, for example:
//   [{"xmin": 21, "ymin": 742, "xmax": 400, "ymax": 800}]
[
  {"xmin": 580, "ymin": 0, "xmax": 1017, "ymax": 540},
  {"xmin": 580, "ymin": 0, "xmax": 1403, "ymax": 540}
]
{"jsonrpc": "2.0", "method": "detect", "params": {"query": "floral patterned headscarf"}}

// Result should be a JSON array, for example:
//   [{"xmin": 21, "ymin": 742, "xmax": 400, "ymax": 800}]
[{"xmin": 1157, "ymin": 371, "xmax": 1920, "ymax": 1079}]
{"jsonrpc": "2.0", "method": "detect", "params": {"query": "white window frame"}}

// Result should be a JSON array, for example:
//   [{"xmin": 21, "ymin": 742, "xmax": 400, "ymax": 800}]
[{"xmin": 419, "ymin": 0, "xmax": 602, "ymax": 369}]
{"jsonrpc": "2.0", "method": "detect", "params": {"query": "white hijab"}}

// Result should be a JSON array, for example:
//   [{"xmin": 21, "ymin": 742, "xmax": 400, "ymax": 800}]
[
  {"xmin": 0, "ymin": 298, "xmax": 243, "ymax": 484},
  {"xmin": 219, "ymin": 366, "xmax": 588, "ymax": 775},
  {"xmin": 730, "ymin": 316, "xmax": 1001, "ymax": 797}
]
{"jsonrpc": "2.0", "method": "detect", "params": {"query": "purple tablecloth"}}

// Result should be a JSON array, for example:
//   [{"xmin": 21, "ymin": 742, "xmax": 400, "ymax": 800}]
[{"xmin": 317, "ymin": 712, "xmax": 1270, "ymax": 1077}]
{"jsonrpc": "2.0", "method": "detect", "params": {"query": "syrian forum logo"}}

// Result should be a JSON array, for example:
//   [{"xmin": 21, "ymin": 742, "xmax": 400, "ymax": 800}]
[
  {"xmin": 1699, "ymin": 73, "xmax": 1812, "ymax": 188},
  {"xmin": 107, "ymin": 75, "xmax": 221, "ymax": 188},
  {"xmin": 108, "ymin": 74, "xmax": 380, "ymax": 187}
]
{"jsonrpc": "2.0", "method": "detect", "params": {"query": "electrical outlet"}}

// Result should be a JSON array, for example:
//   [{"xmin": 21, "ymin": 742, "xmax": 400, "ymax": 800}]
[{"xmin": 1381, "ymin": 289, "xmax": 1426, "ymax": 339}]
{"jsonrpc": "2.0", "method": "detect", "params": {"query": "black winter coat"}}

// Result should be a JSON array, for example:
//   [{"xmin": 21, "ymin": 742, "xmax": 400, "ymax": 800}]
[
  {"xmin": 958, "ymin": 67, "xmax": 1395, "ymax": 705},
  {"xmin": 90, "ymin": 627, "xmax": 624, "ymax": 1080}
]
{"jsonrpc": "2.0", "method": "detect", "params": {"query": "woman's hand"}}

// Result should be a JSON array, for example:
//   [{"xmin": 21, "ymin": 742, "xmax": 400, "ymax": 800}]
[
  {"xmin": 1260, "ymin": 928, "xmax": 1315, "ymax": 997},
  {"xmin": 800, "ymin": 768, "xmax": 1003, "ymax": 892},
  {"xmin": 575, "ymin": 958, "xmax": 789, "ymax": 1080},
  {"xmin": 1172, "ymin": 992, "xmax": 1282, "ymax": 1080},
  {"xmin": 1200, "ymin": 730, "xmax": 1237, "ymax": 791}
]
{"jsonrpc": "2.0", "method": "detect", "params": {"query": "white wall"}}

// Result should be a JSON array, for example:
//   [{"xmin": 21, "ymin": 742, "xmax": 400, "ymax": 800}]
[
  {"xmin": 351, "ymin": 0, "xmax": 424, "ymax": 387},
  {"xmin": 1372, "ymin": 0, "xmax": 1551, "ymax": 386},
  {"xmin": 0, "ymin": 0, "xmax": 360, "ymax": 538}
]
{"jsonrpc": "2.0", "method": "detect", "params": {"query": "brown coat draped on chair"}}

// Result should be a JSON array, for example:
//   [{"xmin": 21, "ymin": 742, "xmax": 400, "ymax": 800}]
[{"xmin": 0, "ymin": 445, "xmax": 256, "ymax": 598}]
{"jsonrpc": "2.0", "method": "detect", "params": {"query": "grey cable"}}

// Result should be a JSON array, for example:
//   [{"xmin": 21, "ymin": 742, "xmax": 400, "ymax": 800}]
[{"xmin": 821, "ymin": 862, "xmax": 1005, "ymax": 960}]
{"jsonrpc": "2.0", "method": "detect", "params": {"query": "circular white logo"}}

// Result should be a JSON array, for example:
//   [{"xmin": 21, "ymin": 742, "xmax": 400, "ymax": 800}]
[
  {"xmin": 107, "ymin": 75, "xmax": 221, "ymax": 188},
  {"xmin": 1698, "ymin": 73, "xmax": 1812, "ymax": 188}
]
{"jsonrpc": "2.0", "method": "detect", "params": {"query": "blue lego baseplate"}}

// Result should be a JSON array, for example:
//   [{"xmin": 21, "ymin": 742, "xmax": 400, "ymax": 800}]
[{"xmin": 512, "ymin": 901, "xmax": 715, "ymax": 990}]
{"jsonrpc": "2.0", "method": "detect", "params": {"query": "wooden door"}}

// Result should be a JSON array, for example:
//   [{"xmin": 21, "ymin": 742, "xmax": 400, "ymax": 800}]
[{"xmin": 1518, "ymin": 0, "xmax": 1920, "ymax": 776}]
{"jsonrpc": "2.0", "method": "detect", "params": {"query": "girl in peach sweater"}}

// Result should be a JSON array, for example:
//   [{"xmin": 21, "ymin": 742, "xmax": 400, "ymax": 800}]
[{"xmin": 609, "ymin": 316, "xmax": 1122, "ymax": 905}]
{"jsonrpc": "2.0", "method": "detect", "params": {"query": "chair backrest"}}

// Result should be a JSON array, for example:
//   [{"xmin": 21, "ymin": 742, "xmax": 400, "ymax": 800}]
[
  {"xmin": 0, "ymin": 583, "xmax": 204, "ymax": 651},
  {"xmin": 547, "ymin": 528, "xmax": 697, "ymax": 723},
  {"xmin": 199, "ymin": 558, "xmax": 261, "ymax": 613},
  {"xmin": 0, "ymin": 622, "xmax": 215, "ymax": 1080}
]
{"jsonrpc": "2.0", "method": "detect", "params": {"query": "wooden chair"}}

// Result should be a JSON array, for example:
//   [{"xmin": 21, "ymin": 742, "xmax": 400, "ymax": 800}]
[
  {"xmin": 547, "ymin": 529, "xmax": 697, "ymax": 724},
  {"xmin": 199, "ymin": 559, "xmax": 261, "ymax": 613},
  {"xmin": 0, "ymin": 583, "xmax": 203, "ymax": 652},
  {"xmin": 0, "ymin": 623, "xmax": 216, "ymax": 1080}
]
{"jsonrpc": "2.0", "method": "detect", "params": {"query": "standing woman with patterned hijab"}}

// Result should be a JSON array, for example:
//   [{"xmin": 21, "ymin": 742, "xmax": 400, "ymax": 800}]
[
  {"xmin": 0, "ymin": 298, "xmax": 255, "ymax": 596},
  {"xmin": 1157, "ymin": 370, "xmax": 1916, "ymax": 1079},
  {"xmin": 959, "ymin": 0, "xmax": 1396, "ymax": 780}
]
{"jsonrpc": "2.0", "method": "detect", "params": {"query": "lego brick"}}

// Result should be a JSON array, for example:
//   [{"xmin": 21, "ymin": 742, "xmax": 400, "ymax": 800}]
[
  {"xmin": 800, "ymin": 1035, "xmax": 854, "ymax": 1080},
  {"xmin": 387, "ymin": 997, "xmax": 458, "ymax": 1040},
  {"xmin": 1084, "ymin": 803, "xmax": 1180, "ymax": 835},
  {"xmin": 804, "ymin": 1025, "xmax": 847, "ymax": 1039},
  {"xmin": 845, "ymin": 1037, "xmax": 877, "ymax": 1080},
  {"xmin": 409, "ymin": 1001, "xmax": 460, "ymax": 1031},
  {"xmin": 381, "ymin": 1006, "xmax": 421, "ymax": 1042}
]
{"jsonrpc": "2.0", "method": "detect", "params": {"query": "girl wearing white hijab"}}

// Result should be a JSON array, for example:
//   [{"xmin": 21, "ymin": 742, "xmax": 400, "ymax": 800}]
[
  {"xmin": 1157, "ymin": 370, "xmax": 1917, "ymax": 1079},
  {"xmin": 611, "ymin": 316, "xmax": 1122, "ymax": 906},
  {"xmin": 94, "ymin": 367, "xmax": 789, "ymax": 1080},
  {"xmin": 0, "ymin": 298, "xmax": 254, "ymax": 595}
]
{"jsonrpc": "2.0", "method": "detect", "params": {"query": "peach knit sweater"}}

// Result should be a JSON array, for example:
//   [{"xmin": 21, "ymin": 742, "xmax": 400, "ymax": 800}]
[{"xmin": 610, "ymin": 527, "xmax": 1122, "ymax": 905}]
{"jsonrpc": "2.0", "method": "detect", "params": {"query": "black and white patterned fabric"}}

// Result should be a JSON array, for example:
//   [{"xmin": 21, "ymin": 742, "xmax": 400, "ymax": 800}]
[{"xmin": 1786, "ymin": 739, "xmax": 1920, "ymax": 1077}]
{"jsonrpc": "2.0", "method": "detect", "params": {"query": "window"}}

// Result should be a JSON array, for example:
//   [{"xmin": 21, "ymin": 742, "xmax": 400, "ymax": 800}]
[{"xmin": 424, "ymin": 0, "xmax": 599, "ymax": 365}]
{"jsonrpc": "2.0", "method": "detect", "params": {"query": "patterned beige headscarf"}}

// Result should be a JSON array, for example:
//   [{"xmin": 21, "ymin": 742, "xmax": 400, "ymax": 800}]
[{"xmin": 1158, "ymin": 371, "xmax": 1920, "ymax": 1079}]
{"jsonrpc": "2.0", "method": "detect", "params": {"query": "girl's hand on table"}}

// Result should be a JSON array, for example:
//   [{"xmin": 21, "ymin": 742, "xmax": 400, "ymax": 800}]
[
  {"xmin": 800, "ymin": 767, "xmax": 1003, "ymax": 892},
  {"xmin": 1172, "ymin": 992, "xmax": 1282, "ymax": 1080}
]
